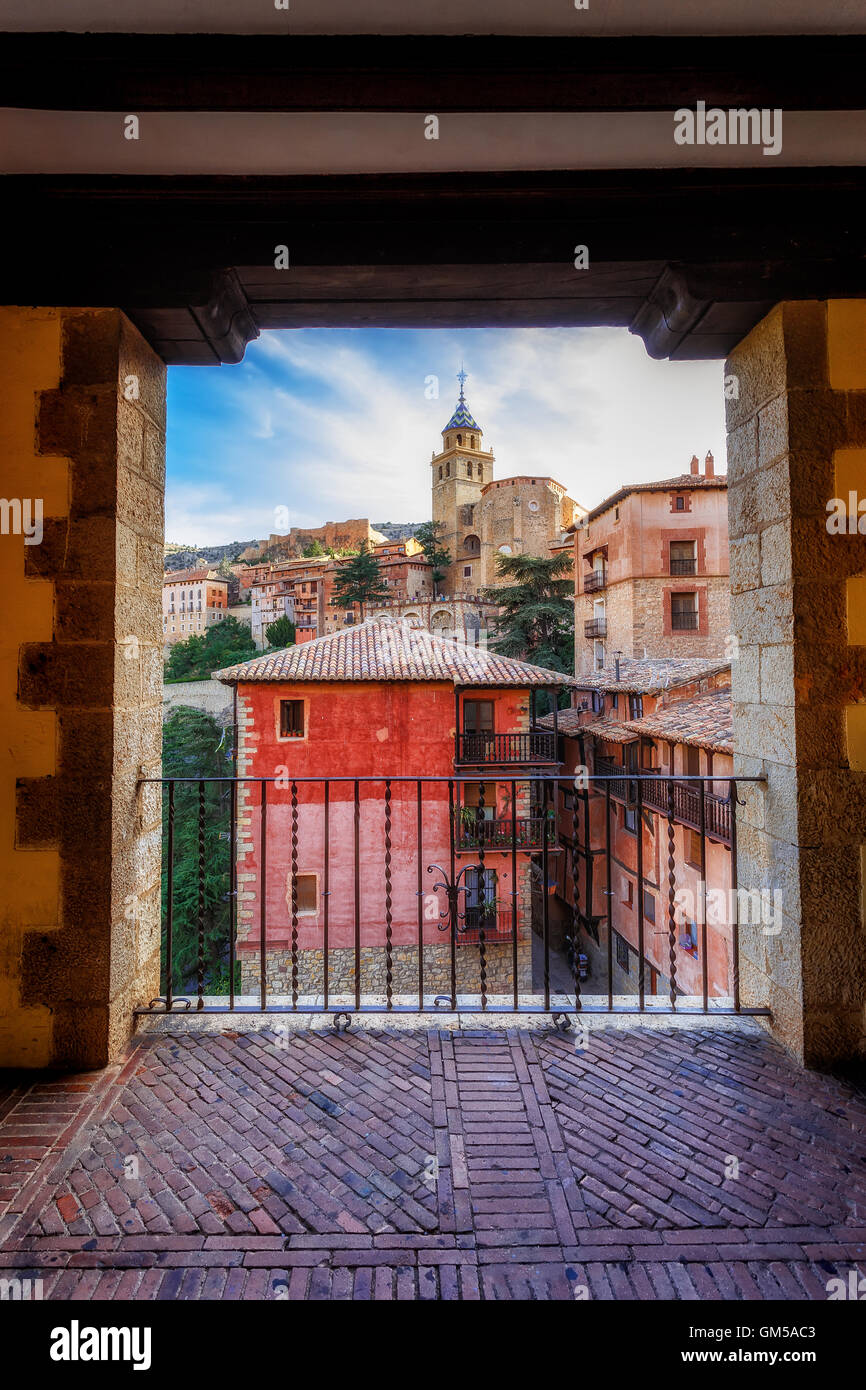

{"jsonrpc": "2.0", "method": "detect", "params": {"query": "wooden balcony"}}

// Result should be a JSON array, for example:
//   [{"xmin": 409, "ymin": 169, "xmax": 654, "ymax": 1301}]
[
  {"xmin": 584, "ymin": 618, "xmax": 607, "ymax": 638},
  {"xmin": 594, "ymin": 759, "xmax": 732, "ymax": 844},
  {"xmin": 583, "ymin": 567, "xmax": 607, "ymax": 593}
]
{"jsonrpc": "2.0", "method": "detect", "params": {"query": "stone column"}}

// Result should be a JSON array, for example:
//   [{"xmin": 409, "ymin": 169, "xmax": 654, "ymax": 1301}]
[
  {"xmin": 727, "ymin": 301, "xmax": 866, "ymax": 1066},
  {"xmin": 1, "ymin": 307, "xmax": 165, "ymax": 1069}
]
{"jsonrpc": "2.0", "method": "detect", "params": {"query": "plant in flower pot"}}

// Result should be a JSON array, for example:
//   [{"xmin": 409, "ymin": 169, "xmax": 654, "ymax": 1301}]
[
  {"xmin": 476, "ymin": 897, "xmax": 499, "ymax": 931},
  {"xmin": 455, "ymin": 805, "xmax": 481, "ymax": 844}
]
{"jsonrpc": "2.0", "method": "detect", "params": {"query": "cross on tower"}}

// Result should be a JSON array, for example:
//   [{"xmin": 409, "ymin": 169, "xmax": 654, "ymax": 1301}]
[{"xmin": 457, "ymin": 364, "xmax": 467, "ymax": 399}]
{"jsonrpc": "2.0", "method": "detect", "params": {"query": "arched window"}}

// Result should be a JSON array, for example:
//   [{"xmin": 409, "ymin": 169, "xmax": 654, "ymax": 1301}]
[
  {"xmin": 466, "ymin": 460, "xmax": 473, "ymax": 477},
  {"xmin": 457, "ymin": 434, "xmax": 463, "ymax": 445},
  {"xmin": 438, "ymin": 465, "xmax": 443, "ymax": 480},
  {"xmin": 471, "ymin": 435, "xmax": 477, "ymax": 449},
  {"xmin": 464, "ymin": 534, "xmax": 481, "ymax": 556}
]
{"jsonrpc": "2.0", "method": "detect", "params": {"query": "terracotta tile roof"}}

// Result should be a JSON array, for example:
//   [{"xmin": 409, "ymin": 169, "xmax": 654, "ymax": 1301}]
[
  {"xmin": 578, "ymin": 719, "xmax": 638, "ymax": 744},
  {"xmin": 163, "ymin": 567, "xmax": 221, "ymax": 585},
  {"xmin": 626, "ymin": 690, "xmax": 733, "ymax": 754},
  {"xmin": 572, "ymin": 657, "xmax": 731, "ymax": 694},
  {"xmin": 214, "ymin": 617, "xmax": 578, "ymax": 688},
  {"xmin": 574, "ymin": 473, "xmax": 727, "ymax": 527},
  {"xmin": 539, "ymin": 690, "xmax": 733, "ymax": 753}
]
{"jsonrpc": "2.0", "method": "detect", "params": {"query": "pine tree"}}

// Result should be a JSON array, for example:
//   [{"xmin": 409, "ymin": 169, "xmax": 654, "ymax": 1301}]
[
  {"xmin": 265, "ymin": 615, "xmax": 296, "ymax": 650},
  {"xmin": 485, "ymin": 552, "xmax": 575, "ymax": 673},
  {"xmin": 414, "ymin": 519, "xmax": 452, "ymax": 590},
  {"xmin": 329, "ymin": 541, "xmax": 389, "ymax": 619},
  {"xmin": 161, "ymin": 708, "xmax": 236, "ymax": 995},
  {"xmin": 165, "ymin": 615, "xmax": 257, "ymax": 682}
]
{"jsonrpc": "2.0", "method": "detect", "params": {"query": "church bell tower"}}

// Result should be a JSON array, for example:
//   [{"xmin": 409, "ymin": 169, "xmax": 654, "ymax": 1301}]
[{"xmin": 430, "ymin": 368, "xmax": 494, "ymax": 595}]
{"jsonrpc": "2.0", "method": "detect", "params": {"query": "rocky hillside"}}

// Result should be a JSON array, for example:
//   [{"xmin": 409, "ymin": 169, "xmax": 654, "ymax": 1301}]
[
  {"xmin": 164, "ymin": 542, "xmax": 256, "ymax": 572},
  {"xmin": 372, "ymin": 522, "xmax": 426, "ymax": 540}
]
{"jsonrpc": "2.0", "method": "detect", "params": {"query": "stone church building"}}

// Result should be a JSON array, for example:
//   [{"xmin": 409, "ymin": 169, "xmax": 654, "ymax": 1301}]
[{"xmin": 431, "ymin": 372, "xmax": 585, "ymax": 593}]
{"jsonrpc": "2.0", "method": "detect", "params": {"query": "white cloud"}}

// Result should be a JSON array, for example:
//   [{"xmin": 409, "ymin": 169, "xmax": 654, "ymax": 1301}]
[{"xmin": 167, "ymin": 327, "xmax": 727, "ymax": 544}]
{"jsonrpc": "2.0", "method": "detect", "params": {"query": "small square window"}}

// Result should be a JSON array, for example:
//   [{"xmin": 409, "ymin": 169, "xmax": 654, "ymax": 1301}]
[
  {"xmin": 279, "ymin": 700, "xmax": 305, "ymax": 739},
  {"xmin": 642, "ymin": 889, "xmax": 656, "ymax": 923},
  {"xmin": 686, "ymin": 829, "xmax": 704, "ymax": 867},
  {"xmin": 464, "ymin": 565, "xmax": 472, "ymax": 577},
  {"xmin": 289, "ymin": 873, "xmax": 318, "ymax": 915},
  {"xmin": 614, "ymin": 932, "xmax": 630, "ymax": 973},
  {"xmin": 675, "ymin": 495, "xmax": 685, "ymax": 510},
  {"xmin": 681, "ymin": 920, "xmax": 699, "ymax": 957}
]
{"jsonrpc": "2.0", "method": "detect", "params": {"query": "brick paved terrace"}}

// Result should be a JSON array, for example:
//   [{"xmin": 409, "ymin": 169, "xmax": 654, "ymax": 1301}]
[{"xmin": 1, "ymin": 1024, "xmax": 865, "ymax": 1301}]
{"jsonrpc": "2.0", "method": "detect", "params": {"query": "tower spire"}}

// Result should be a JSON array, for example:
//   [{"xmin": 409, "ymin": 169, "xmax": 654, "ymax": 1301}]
[{"xmin": 457, "ymin": 363, "xmax": 467, "ymax": 401}]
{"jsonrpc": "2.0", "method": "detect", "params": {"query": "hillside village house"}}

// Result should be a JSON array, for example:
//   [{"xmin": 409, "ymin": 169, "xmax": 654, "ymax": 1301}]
[
  {"xmin": 540, "ymin": 657, "xmax": 735, "ymax": 1002},
  {"xmin": 215, "ymin": 619, "xmax": 575, "ymax": 999},
  {"xmin": 250, "ymin": 539, "xmax": 434, "ymax": 648},
  {"xmin": 162, "ymin": 568, "xmax": 229, "ymax": 647},
  {"xmin": 572, "ymin": 454, "xmax": 730, "ymax": 673}
]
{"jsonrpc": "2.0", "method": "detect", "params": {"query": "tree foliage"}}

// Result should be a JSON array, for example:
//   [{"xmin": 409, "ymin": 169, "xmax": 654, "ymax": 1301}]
[
  {"xmin": 484, "ymin": 552, "xmax": 575, "ymax": 674},
  {"xmin": 329, "ymin": 540, "xmax": 389, "ymax": 618},
  {"xmin": 414, "ymin": 519, "xmax": 452, "ymax": 589},
  {"xmin": 161, "ymin": 708, "xmax": 236, "ymax": 995},
  {"xmin": 165, "ymin": 615, "xmax": 257, "ymax": 682},
  {"xmin": 265, "ymin": 614, "xmax": 296, "ymax": 650}
]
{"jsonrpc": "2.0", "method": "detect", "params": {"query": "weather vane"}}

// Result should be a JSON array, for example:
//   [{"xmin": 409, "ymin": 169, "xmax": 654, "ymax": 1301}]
[{"xmin": 457, "ymin": 363, "xmax": 467, "ymax": 397}]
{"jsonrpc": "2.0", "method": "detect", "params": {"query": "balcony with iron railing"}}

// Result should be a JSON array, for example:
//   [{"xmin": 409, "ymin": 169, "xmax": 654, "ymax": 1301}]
[
  {"xmin": 455, "ymin": 730, "xmax": 559, "ymax": 765},
  {"xmin": 456, "ymin": 814, "xmax": 548, "ymax": 852},
  {"xmin": 584, "ymin": 617, "xmax": 607, "ymax": 638},
  {"xmin": 584, "ymin": 567, "xmax": 607, "ymax": 593},
  {"xmin": 669, "ymin": 557, "xmax": 697, "ymax": 576}
]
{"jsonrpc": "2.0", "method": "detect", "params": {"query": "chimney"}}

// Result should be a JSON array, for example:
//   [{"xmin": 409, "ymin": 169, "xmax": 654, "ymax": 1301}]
[
  {"xmin": 614, "ymin": 650, "xmax": 622, "ymax": 682},
  {"xmin": 705, "ymin": 450, "xmax": 715, "ymax": 478},
  {"xmin": 690, "ymin": 454, "xmax": 700, "ymax": 476}
]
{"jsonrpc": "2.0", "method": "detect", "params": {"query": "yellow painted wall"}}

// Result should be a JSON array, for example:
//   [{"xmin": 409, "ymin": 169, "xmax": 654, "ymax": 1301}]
[{"xmin": 0, "ymin": 307, "xmax": 67, "ymax": 1065}]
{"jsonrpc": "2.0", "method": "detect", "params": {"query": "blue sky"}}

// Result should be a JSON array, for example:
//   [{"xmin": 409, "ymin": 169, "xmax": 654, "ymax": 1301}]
[{"xmin": 166, "ymin": 327, "xmax": 727, "ymax": 546}]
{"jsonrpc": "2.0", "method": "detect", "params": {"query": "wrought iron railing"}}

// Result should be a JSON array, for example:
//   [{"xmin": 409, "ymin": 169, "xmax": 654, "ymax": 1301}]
[
  {"xmin": 138, "ymin": 771, "xmax": 767, "ymax": 1023},
  {"xmin": 584, "ymin": 568, "xmax": 607, "ymax": 593},
  {"xmin": 584, "ymin": 618, "xmax": 607, "ymax": 637},
  {"xmin": 669, "ymin": 558, "xmax": 697, "ymax": 575},
  {"xmin": 456, "ymin": 731, "xmax": 558, "ymax": 764}
]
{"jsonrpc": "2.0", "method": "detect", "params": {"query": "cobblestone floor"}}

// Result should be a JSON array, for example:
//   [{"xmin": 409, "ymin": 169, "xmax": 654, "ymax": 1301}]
[{"xmin": 1, "ymin": 1025, "xmax": 865, "ymax": 1300}]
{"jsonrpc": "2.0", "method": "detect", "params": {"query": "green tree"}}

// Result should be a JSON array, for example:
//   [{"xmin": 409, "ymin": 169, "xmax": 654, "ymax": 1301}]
[
  {"xmin": 165, "ymin": 615, "xmax": 257, "ymax": 682},
  {"xmin": 414, "ymin": 519, "xmax": 452, "ymax": 589},
  {"xmin": 161, "ymin": 708, "xmax": 236, "ymax": 995},
  {"xmin": 303, "ymin": 539, "xmax": 325, "ymax": 557},
  {"xmin": 329, "ymin": 540, "xmax": 389, "ymax": 619},
  {"xmin": 265, "ymin": 614, "xmax": 296, "ymax": 650},
  {"xmin": 484, "ymin": 552, "xmax": 575, "ymax": 674}
]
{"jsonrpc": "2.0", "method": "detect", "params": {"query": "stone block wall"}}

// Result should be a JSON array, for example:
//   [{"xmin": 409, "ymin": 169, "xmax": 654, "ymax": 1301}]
[
  {"xmin": 239, "ymin": 939, "xmax": 533, "ymax": 999},
  {"xmin": 727, "ymin": 300, "xmax": 866, "ymax": 1065},
  {"xmin": 1, "ymin": 307, "xmax": 166, "ymax": 1068}
]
